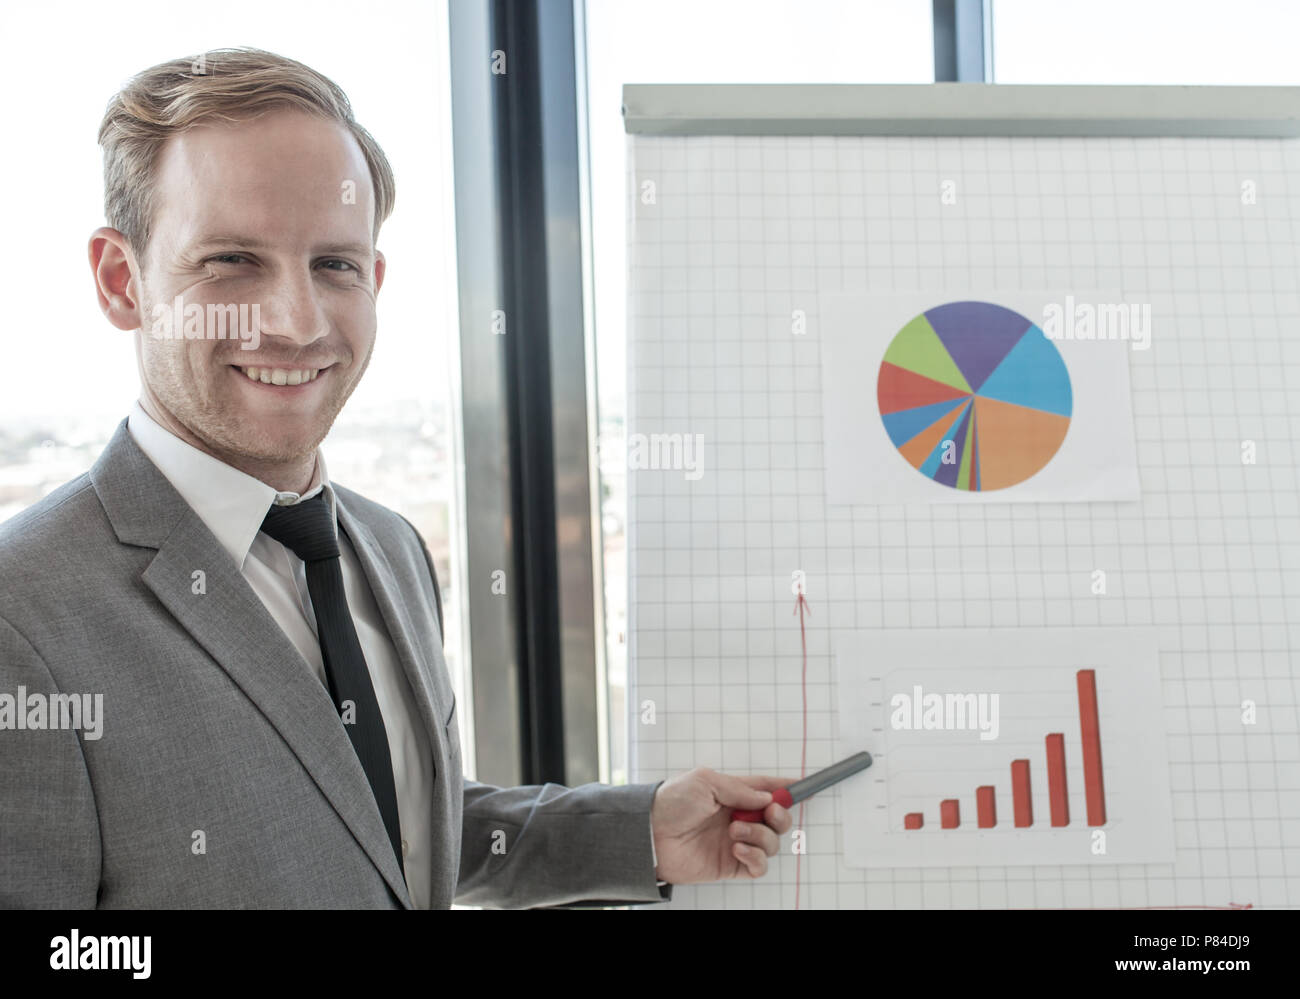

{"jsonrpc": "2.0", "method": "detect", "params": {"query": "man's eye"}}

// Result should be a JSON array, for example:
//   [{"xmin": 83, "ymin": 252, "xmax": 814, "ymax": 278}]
[
  {"xmin": 320, "ymin": 259, "xmax": 359, "ymax": 273},
  {"xmin": 207, "ymin": 254, "xmax": 249, "ymax": 265}
]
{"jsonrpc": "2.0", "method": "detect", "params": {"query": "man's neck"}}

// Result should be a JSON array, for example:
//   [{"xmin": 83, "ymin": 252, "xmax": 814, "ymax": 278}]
[{"xmin": 138, "ymin": 396, "xmax": 318, "ymax": 495}]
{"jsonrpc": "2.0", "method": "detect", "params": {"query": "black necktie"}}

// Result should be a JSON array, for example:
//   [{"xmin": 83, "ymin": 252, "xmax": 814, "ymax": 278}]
[{"xmin": 261, "ymin": 493, "xmax": 405, "ymax": 877}]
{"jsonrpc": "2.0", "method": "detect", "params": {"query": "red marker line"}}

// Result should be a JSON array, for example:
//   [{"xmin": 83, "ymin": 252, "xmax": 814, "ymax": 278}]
[{"xmin": 794, "ymin": 590, "xmax": 808, "ymax": 908}]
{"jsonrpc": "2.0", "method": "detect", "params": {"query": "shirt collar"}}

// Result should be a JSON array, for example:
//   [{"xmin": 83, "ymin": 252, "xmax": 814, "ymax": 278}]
[{"xmin": 127, "ymin": 400, "xmax": 335, "ymax": 570}]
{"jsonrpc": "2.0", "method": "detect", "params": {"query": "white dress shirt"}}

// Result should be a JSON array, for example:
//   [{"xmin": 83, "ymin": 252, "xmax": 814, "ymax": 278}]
[{"xmin": 128, "ymin": 402, "xmax": 435, "ymax": 908}]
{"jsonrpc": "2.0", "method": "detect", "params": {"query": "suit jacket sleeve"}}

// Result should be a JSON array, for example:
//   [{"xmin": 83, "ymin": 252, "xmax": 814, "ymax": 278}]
[
  {"xmin": 397, "ymin": 515, "xmax": 670, "ymax": 909},
  {"xmin": 0, "ymin": 614, "xmax": 100, "ymax": 907},
  {"xmin": 455, "ymin": 777, "xmax": 667, "ymax": 908}
]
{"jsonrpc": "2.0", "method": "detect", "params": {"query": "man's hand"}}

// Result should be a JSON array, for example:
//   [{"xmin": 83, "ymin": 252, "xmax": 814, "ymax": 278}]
[{"xmin": 651, "ymin": 767, "xmax": 794, "ymax": 884}]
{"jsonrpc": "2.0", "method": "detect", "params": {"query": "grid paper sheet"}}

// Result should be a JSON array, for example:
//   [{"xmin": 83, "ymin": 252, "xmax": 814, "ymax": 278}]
[{"xmin": 625, "ymin": 132, "xmax": 1300, "ymax": 910}]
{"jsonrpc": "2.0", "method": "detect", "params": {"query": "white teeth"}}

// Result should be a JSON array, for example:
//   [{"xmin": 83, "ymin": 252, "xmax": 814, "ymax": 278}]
[{"xmin": 239, "ymin": 367, "xmax": 320, "ymax": 384}]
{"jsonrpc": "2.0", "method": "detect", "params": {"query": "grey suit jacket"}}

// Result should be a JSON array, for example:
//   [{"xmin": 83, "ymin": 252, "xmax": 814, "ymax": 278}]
[{"xmin": 0, "ymin": 420, "xmax": 666, "ymax": 908}]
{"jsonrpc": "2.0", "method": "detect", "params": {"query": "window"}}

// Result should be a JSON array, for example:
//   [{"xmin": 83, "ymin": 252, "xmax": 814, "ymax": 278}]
[{"xmin": 992, "ymin": 0, "xmax": 1300, "ymax": 84}]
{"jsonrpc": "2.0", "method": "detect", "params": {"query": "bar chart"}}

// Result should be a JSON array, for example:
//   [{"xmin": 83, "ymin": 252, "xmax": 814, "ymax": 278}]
[
  {"xmin": 837, "ymin": 628, "xmax": 1175, "ymax": 868},
  {"xmin": 900, "ymin": 669, "xmax": 1105, "ymax": 832}
]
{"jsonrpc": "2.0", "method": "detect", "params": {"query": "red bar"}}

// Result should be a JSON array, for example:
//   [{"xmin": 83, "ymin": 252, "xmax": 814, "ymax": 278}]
[
  {"xmin": 1077, "ymin": 669, "xmax": 1107, "ymax": 825},
  {"xmin": 1011, "ymin": 759, "xmax": 1032, "ymax": 827},
  {"xmin": 976, "ymin": 786, "xmax": 996, "ymax": 828},
  {"xmin": 940, "ymin": 799, "xmax": 960, "ymax": 829},
  {"xmin": 1045, "ymin": 733, "xmax": 1070, "ymax": 827},
  {"xmin": 904, "ymin": 812, "xmax": 923, "ymax": 830}
]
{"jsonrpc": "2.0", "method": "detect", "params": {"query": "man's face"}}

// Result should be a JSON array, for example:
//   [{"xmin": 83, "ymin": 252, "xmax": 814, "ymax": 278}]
[{"xmin": 135, "ymin": 109, "xmax": 384, "ymax": 469}]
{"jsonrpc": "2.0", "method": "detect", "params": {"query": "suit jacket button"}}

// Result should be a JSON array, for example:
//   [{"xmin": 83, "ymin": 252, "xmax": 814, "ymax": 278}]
[{"xmin": 401, "ymin": 838, "xmax": 409, "ymax": 857}]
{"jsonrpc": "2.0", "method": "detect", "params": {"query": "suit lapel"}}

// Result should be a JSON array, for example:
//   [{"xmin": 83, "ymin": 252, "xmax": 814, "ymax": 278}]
[
  {"xmin": 91, "ymin": 421, "xmax": 413, "ymax": 908},
  {"xmin": 335, "ymin": 500, "xmax": 446, "ymax": 773}
]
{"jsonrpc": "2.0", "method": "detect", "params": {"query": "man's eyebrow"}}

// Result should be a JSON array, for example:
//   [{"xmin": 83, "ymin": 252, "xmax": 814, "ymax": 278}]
[{"xmin": 187, "ymin": 235, "xmax": 374, "ymax": 256}]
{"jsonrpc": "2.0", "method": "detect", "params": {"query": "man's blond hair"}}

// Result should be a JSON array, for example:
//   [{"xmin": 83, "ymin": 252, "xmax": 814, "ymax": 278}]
[{"xmin": 98, "ymin": 47, "xmax": 395, "ymax": 260}]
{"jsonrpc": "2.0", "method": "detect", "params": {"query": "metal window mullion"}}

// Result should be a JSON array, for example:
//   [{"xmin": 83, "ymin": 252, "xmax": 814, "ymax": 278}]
[
  {"xmin": 449, "ymin": 0, "xmax": 599, "ymax": 788},
  {"xmin": 934, "ymin": 0, "xmax": 990, "ymax": 83}
]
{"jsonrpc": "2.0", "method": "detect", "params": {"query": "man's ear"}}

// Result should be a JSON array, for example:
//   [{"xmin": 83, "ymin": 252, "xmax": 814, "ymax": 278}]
[
  {"xmin": 89, "ymin": 227, "xmax": 144, "ymax": 332},
  {"xmin": 373, "ymin": 248, "xmax": 386, "ymax": 296}
]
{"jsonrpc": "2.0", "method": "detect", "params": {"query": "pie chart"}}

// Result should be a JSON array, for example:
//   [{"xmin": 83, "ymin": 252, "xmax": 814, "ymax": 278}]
[{"xmin": 877, "ymin": 301, "xmax": 1072, "ymax": 491}]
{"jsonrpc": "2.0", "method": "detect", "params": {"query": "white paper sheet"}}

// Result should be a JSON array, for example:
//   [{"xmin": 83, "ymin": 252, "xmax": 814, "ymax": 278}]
[
  {"xmin": 821, "ymin": 291, "xmax": 1142, "ymax": 505},
  {"xmin": 836, "ymin": 627, "xmax": 1175, "ymax": 868}
]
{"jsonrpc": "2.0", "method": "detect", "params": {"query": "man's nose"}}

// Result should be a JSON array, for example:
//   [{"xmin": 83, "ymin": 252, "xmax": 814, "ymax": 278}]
[{"xmin": 253, "ymin": 270, "xmax": 330, "ymax": 345}]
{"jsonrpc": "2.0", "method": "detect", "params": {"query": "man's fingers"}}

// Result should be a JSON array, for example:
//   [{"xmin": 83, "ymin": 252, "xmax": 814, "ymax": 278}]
[
  {"xmin": 706, "ymin": 769, "xmax": 775, "ymax": 809},
  {"xmin": 764, "ymin": 802, "xmax": 794, "ymax": 834},
  {"xmin": 730, "ymin": 819, "xmax": 780, "ymax": 857},
  {"xmin": 733, "ymin": 842, "xmax": 766, "ymax": 877},
  {"xmin": 730, "ymin": 802, "xmax": 792, "ymax": 836},
  {"xmin": 738, "ymin": 774, "xmax": 796, "ymax": 794}
]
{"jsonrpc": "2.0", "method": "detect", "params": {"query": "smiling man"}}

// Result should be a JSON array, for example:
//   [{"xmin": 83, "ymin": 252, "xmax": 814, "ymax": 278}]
[{"xmin": 0, "ymin": 47, "xmax": 791, "ymax": 908}]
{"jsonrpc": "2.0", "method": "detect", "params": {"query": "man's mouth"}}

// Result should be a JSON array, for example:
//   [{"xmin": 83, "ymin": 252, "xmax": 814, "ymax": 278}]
[{"xmin": 233, "ymin": 365, "xmax": 324, "ymax": 386}]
